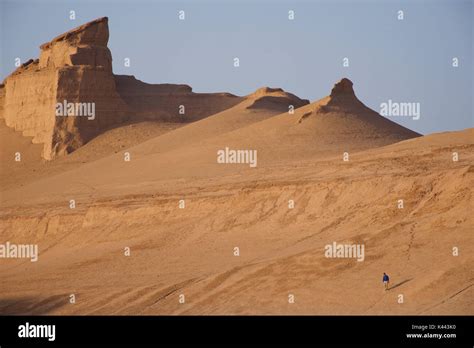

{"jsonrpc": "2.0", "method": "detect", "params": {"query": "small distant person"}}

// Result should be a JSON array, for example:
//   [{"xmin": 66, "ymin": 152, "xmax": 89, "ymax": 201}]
[{"xmin": 383, "ymin": 272, "xmax": 390, "ymax": 290}]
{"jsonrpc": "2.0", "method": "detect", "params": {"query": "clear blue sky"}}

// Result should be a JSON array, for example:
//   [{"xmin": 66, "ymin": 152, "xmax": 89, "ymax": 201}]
[{"xmin": 1, "ymin": 0, "xmax": 472, "ymax": 134}]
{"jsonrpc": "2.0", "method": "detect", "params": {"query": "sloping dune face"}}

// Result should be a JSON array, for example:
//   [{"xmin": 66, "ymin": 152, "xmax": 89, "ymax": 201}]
[
  {"xmin": 0, "ymin": 77, "xmax": 422, "ymax": 207},
  {"xmin": 0, "ymin": 84, "xmax": 309, "ymax": 192},
  {"xmin": 243, "ymin": 78, "xmax": 421, "ymax": 161},
  {"xmin": 0, "ymin": 128, "xmax": 472, "ymax": 315}
]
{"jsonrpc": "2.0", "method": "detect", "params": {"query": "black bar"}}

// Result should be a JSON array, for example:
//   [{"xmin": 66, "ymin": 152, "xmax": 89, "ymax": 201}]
[{"xmin": 0, "ymin": 316, "xmax": 472, "ymax": 346}]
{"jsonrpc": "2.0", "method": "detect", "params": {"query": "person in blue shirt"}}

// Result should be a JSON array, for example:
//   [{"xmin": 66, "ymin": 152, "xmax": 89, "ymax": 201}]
[{"xmin": 383, "ymin": 273, "xmax": 390, "ymax": 290}]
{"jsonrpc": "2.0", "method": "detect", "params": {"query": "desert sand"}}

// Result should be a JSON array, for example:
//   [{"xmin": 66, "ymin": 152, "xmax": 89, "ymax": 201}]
[{"xmin": 0, "ymin": 18, "xmax": 472, "ymax": 315}]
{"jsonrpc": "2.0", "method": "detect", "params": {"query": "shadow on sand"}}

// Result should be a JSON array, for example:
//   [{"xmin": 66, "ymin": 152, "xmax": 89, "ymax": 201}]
[
  {"xmin": 389, "ymin": 278, "xmax": 414, "ymax": 291},
  {"xmin": 0, "ymin": 295, "xmax": 68, "ymax": 315}
]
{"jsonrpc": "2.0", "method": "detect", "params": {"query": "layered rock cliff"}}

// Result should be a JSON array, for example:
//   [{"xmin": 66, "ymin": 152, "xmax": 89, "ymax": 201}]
[
  {"xmin": 1, "ymin": 18, "xmax": 128, "ymax": 159},
  {"xmin": 113, "ymin": 75, "xmax": 240, "ymax": 122},
  {"xmin": 1, "ymin": 17, "xmax": 240, "ymax": 159}
]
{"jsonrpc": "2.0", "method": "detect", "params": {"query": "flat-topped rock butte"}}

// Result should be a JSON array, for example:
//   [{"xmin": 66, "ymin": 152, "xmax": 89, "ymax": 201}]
[{"xmin": 0, "ymin": 17, "xmax": 245, "ymax": 159}]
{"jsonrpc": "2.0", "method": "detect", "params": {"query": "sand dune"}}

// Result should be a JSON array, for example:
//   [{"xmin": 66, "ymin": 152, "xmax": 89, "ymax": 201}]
[
  {"xmin": 0, "ymin": 118, "xmax": 184, "ymax": 190},
  {"xmin": 0, "ymin": 128, "xmax": 472, "ymax": 315},
  {"xmin": 0, "ymin": 84, "xmax": 307, "ymax": 196},
  {"xmin": 0, "ymin": 78, "xmax": 420, "ymax": 207}
]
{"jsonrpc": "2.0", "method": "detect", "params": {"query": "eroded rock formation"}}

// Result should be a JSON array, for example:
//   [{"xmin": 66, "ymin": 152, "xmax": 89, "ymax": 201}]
[
  {"xmin": 1, "ymin": 18, "xmax": 128, "ymax": 159},
  {"xmin": 0, "ymin": 17, "xmax": 240, "ymax": 159},
  {"xmin": 245, "ymin": 87, "xmax": 309, "ymax": 110},
  {"xmin": 113, "ymin": 75, "xmax": 240, "ymax": 122}
]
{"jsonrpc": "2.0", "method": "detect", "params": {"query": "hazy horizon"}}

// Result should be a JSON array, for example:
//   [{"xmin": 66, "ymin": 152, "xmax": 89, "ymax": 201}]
[{"xmin": 1, "ymin": 0, "xmax": 472, "ymax": 135}]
